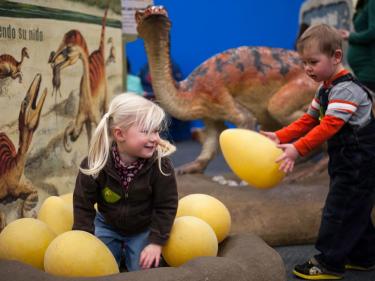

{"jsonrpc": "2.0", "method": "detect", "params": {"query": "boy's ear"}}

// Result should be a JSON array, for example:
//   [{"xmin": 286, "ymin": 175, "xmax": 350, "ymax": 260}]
[{"xmin": 333, "ymin": 49, "xmax": 343, "ymax": 64}]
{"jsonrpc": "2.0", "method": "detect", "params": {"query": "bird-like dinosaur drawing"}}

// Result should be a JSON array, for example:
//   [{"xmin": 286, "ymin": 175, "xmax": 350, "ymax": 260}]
[
  {"xmin": 135, "ymin": 6, "xmax": 319, "ymax": 174},
  {"xmin": 49, "ymin": 8, "xmax": 108, "ymax": 152},
  {"xmin": 0, "ymin": 73, "xmax": 47, "ymax": 230},
  {"xmin": 0, "ymin": 47, "xmax": 29, "ymax": 83},
  {"xmin": 106, "ymin": 37, "xmax": 116, "ymax": 66}
]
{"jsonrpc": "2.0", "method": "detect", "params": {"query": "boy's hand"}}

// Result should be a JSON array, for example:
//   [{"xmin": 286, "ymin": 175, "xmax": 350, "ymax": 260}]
[
  {"xmin": 139, "ymin": 243, "xmax": 162, "ymax": 269},
  {"xmin": 275, "ymin": 144, "xmax": 299, "ymax": 173},
  {"xmin": 260, "ymin": 131, "xmax": 280, "ymax": 144}
]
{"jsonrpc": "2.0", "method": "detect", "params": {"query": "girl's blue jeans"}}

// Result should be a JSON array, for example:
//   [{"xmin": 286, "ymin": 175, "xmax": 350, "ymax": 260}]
[{"xmin": 94, "ymin": 212, "xmax": 150, "ymax": 272}]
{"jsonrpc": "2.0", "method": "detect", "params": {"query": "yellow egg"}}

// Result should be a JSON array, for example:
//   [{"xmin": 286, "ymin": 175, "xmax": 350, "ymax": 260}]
[
  {"xmin": 220, "ymin": 128, "xmax": 285, "ymax": 189},
  {"xmin": 59, "ymin": 192, "xmax": 98, "ymax": 211},
  {"xmin": 44, "ymin": 230, "xmax": 119, "ymax": 277},
  {"xmin": 59, "ymin": 192, "xmax": 73, "ymax": 205},
  {"xmin": 162, "ymin": 216, "xmax": 218, "ymax": 267},
  {"xmin": 38, "ymin": 196, "xmax": 73, "ymax": 235},
  {"xmin": 176, "ymin": 194, "xmax": 231, "ymax": 242},
  {"xmin": 0, "ymin": 218, "xmax": 55, "ymax": 269}
]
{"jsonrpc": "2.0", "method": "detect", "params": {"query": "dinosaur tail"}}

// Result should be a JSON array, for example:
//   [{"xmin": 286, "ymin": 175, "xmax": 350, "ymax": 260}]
[{"xmin": 99, "ymin": 6, "xmax": 108, "ymax": 55}]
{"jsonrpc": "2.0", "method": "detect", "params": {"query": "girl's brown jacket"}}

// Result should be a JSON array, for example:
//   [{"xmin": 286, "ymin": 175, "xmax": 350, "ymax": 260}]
[{"xmin": 73, "ymin": 152, "xmax": 178, "ymax": 245}]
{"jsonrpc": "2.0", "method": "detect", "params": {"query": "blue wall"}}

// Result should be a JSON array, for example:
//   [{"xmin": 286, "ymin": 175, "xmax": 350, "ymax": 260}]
[{"xmin": 126, "ymin": 0, "xmax": 305, "ymax": 77}]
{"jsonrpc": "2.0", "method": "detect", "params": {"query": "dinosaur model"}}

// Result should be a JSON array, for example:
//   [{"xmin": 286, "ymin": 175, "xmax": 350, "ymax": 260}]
[
  {"xmin": 135, "ymin": 6, "xmax": 319, "ymax": 174},
  {"xmin": 0, "ymin": 73, "xmax": 47, "ymax": 230},
  {"xmin": 49, "ymin": 8, "xmax": 108, "ymax": 152},
  {"xmin": 0, "ymin": 47, "xmax": 29, "ymax": 83}
]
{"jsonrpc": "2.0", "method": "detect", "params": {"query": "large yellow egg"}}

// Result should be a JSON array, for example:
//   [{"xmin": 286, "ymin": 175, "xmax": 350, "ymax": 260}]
[
  {"xmin": 44, "ymin": 230, "xmax": 119, "ymax": 277},
  {"xmin": 38, "ymin": 196, "xmax": 73, "ymax": 235},
  {"xmin": 0, "ymin": 218, "xmax": 56, "ymax": 269},
  {"xmin": 59, "ymin": 192, "xmax": 73, "ymax": 209},
  {"xmin": 59, "ymin": 192, "xmax": 98, "ymax": 211},
  {"xmin": 162, "ymin": 216, "xmax": 218, "ymax": 267},
  {"xmin": 176, "ymin": 194, "xmax": 231, "ymax": 242},
  {"xmin": 220, "ymin": 128, "xmax": 285, "ymax": 189}
]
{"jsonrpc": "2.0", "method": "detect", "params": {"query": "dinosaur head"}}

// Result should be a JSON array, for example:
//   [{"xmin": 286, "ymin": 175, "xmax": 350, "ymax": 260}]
[
  {"xmin": 18, "ymin": 73, "xmax": 47, "ymax": 147},
  {"xmin": 21, "ymin": 47, "xmax": 29, "ymax": 59},
  {"xmin": 48, "ymin": 30, "xmax": 87, "ymax": 95},
  {"xmin": 49, "ymin": 44, "xmax": 80, "ymax": 71},
  {"xmin": 49, "ymin": 30, "xmax": 87, "ymax": 71},
  {"xmin": 135, "ymin": 5, "xmax": 171, "ymax": 38}
]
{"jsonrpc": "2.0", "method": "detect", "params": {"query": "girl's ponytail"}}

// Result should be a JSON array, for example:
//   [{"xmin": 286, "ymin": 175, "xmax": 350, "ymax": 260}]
[{"xmin": 80, "ymin": 113, "xmax": 111, "ymax": 176}]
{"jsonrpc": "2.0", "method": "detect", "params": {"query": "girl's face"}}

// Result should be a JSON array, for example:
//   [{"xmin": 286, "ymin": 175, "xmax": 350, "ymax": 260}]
[
  {"xmin": 300, "ymin": 44, "xmax": 342, "ymax": 83},
  {"xmin": 114, "ymin": 124, "xmax": 160, "ymax": 163}
]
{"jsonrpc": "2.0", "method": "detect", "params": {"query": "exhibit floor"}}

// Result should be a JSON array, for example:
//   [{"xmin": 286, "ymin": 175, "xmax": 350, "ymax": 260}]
[{"xmin": 171, "ymin": 140, "xmax": 375, "ymax": 281}]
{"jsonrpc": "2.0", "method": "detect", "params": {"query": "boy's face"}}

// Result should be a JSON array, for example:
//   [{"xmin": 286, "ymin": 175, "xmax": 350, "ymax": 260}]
[{"xmin": 299, "ymin": 43, "xmax": 342, "ymax": 83}]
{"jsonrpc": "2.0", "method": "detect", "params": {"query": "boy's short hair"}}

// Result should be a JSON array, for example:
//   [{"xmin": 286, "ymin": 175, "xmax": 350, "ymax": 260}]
[{"xmin": 296, "ymin": 23, "xmax": 343, "ymax": 56}]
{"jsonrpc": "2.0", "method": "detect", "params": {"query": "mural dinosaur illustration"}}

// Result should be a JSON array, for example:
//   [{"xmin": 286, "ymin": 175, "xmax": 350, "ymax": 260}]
[
  {"xmin": 0, "ymin": 73, "xmax": 47, "ymax": 230},
  {"xmin": 0, "ymin": 47, "xmax": 29, "ymax": 83},
  {"xmin": 135, "ymin": 6, "xmax": 319, "ymax": 174},
  {"xmin": 106, "ymin": 37, "xmax": 116, "ymax": 66},
  {"xmin": 49, "ymin": 8, "xmax": 108, "ymax": 152}
]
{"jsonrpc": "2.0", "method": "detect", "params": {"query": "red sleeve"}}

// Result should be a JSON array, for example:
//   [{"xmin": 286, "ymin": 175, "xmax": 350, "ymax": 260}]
[
  {"xmin": 275, "ymin": 114, "xmax": 319, "ymax": 143},
  {"xmin": 293, "ymin": 115, "xmax": 345, "ymax": 156}
]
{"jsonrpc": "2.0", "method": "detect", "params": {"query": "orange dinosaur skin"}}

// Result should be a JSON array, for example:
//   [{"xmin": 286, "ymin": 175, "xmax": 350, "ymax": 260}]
[
  {"xmin": 136, "ymin": 6, "xmax": 319, "ymax": 174},
  {"xmin": 0, "ymin": 47, "xmax": 29, "ymax": 83},
  {"xmin": 0, "ymin": 74, "xmax": 47, "ymax": 229},
  {"xmin": 49, "ymin": 9, "xmax": 108, "ymax": 152}
]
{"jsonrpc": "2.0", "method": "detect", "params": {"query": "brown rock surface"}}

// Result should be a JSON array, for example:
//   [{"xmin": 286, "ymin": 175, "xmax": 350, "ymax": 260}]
[
  {"xmin": 0, "ymin": 233, "xmax": 285, "ymax": 281},
  {"xmin": 177, "ymin": 173, "xmax": 329, "ymax": 246}
]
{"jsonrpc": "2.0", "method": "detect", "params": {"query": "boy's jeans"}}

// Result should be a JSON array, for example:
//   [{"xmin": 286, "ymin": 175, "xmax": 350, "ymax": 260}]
[
  {"xmin": 315, "ymin": 121, "xmax": 375, "ymax": 273},
  {"xmin": 94, "ymin": 212, "xmax": 150, "ymax": 271}
]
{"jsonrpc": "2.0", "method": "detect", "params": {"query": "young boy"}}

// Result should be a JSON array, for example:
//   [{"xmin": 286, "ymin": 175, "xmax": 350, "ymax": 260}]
[{"xmin": 262, "ymin": 24, "xmax": 375, "ymax": 280}]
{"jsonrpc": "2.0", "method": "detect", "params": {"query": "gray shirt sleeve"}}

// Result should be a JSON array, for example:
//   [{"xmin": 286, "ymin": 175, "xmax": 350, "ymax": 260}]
[{"xmin": 326, "ymin": 81, "xmax": 372, "ymax": 127}]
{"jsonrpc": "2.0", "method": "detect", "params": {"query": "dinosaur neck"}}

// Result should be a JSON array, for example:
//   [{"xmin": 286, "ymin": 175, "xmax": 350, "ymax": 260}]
[
  {"xmin": 142, "ymin": 25, "xmax": 190, "ymax": 119},
  {"xmin": 80, "ymin": 50, "xmax": 92, "ymax": 101},
  {"xmin": 18, "ymin": 53, "xmax": 24, "ymax": 66},
  {"xmin": 15, "ymin": 132, "xmax": 31, "ymax": 177}
]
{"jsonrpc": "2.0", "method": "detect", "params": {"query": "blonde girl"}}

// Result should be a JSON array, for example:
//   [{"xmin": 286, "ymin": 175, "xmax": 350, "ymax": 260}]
[{"xmin": 73, "ymin": 93, "xmax": 178, "ymax": 272}]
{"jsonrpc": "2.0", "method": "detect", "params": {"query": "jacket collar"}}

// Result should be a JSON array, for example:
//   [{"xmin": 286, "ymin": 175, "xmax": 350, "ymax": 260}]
[
  {"xmin": 103, "ymin": 144, "xmax": 157, "ymax": 180},
  {"xmin": 323, "ymin": 69, "xmax": 350, "ymax": 89}
]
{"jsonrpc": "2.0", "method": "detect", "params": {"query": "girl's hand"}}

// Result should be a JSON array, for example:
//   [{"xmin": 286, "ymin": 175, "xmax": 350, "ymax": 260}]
[
  {"xmin": 139, "ymin": 243, "xmax": 162, "ymax": 269},
  {"xmin": 260, "ymin": 131, "xmax": 280, "ymax": 144},
  {"xmin": 275, "ymin": 144, "xmax": 299, "ymax": 173}
]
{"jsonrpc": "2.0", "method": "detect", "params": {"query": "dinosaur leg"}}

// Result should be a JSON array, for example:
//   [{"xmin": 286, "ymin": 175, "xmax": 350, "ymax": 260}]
[
  {"xmin": 267, "ymin": 76, "xmax": 315, "ymax": 126},
  {"xmin": 64, "ymin": 113, "xmax": 86, "ymax": 152},
  {"xmin": 193, "ymin": 99, "xmax": 256, "ymax": 145},
  {"xmin": 176, "ymin": 119, "xmax": 226, "ymax": 174},
  {"xmin": 11, "ymin": 72, "xmax": 22, "ymax": 83},
  {"xmin": 10, "ymin": 181, "xmax": 38, "ymax": 218},
  {"xmin": 85, "ymin": 120, "xmax": 93, "ymax": 146},
  {"xmin": 224, "ymin": 100, "xmax": 257, "ymax": 129}
]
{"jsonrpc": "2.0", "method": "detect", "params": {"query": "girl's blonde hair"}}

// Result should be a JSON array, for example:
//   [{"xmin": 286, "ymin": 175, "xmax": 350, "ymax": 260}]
[{"xmin": 80, "ymin": 93, "xmax": 176, "ymax": 176}]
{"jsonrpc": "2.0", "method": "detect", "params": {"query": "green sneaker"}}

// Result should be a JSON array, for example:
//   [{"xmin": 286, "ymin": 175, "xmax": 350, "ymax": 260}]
[{"xmin": 293, "ymin": 258, "xmax": 343, "ymax": 280}]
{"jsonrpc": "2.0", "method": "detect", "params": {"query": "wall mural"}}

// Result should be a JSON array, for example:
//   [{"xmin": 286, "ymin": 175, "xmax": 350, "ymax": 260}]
[{"xmin": 0, "ymin": 0, "xmax": 123, "ymax": 230}]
